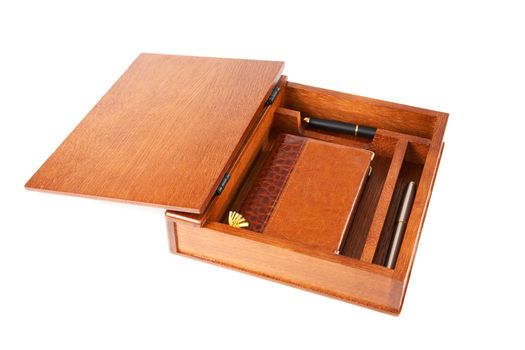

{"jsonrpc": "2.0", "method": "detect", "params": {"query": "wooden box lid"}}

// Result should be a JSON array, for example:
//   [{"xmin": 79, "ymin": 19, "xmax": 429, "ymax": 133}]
[{"xmin": 26, "ymin": 54, "xmax": 284, "ymax": 213}]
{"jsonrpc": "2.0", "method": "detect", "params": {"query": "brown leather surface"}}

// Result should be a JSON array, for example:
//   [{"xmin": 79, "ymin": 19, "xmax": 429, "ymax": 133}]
[
  {"xmin": 263, "ymin": 138, "xmax": 374, "ymax": 253},
  {"xmin": 239, "ymin": 134, "xmax": 306, "ymax": 232}
]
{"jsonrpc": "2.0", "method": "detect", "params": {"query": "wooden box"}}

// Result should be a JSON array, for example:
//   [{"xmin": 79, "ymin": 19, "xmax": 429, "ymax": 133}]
[{"xmin": 26, "ymin": 53, "xmax": 447, "ymax": 314}]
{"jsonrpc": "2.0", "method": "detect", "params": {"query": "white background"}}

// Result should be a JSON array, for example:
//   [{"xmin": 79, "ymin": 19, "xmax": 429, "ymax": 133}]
[{"xmin": 1, "ymin": 1, "xmax": 524, "ymax": 349}]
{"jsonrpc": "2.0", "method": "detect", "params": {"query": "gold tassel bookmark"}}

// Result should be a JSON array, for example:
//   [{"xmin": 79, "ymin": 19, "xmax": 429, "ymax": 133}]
[{"xmin": 228, "ymin": 211, "xmax": 249, "ymax": 228}]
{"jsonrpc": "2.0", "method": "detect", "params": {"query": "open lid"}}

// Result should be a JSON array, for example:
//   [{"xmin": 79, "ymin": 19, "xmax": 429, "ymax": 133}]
[{"xmin": 26, "ymin": 53, "xmax": 284, "ymax": 214}]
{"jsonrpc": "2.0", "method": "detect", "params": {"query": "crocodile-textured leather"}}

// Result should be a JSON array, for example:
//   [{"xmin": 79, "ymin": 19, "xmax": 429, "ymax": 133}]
[{"xmin": 239, "ymin": 134, "xmax": 306, "ymax": 232}]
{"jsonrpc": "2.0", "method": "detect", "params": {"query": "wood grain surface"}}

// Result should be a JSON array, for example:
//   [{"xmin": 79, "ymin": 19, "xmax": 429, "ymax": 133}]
[
  {"xmin": 26, "ymin": 53, "xmax": 284, "ymax": 213},
  {"xmin": 169, "ymin": 219, "xmax": 402, "ymax": 314}
]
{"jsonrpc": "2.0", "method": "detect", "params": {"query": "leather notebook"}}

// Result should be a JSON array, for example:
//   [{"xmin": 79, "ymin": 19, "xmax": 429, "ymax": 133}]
[{"xmin": 237, "ymin": 134, "xmax": 374, "ymax": 253}]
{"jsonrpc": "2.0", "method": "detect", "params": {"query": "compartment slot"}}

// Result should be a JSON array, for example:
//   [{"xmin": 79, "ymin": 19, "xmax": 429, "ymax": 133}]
[
  {"xmin": 360, "ymin": 140, "xmax": 408, "ymax": 263},
  {"xmin": 372, "ymin": 159, "xmax": 425, "ymax": 266},
  {"xmin": 350, "ymin": 139, "xmax": 429, "ymax": 267},
  {"xmin": 220, "ymin": 131, "xmax": 374, "ymax": 255},
  {"xmin": 272, "ymin": 107, "xmax": 371, "ymax": 149},
  {"xmin": 283, "ymin": 82, "xmax": 439, "ymax": 139},
  {"xmin": 339, "ymin": 131, "xmax": 395, "ymax": 258}
]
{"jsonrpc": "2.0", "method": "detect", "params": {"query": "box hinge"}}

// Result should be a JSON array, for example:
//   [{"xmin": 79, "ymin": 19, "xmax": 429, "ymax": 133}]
[
  {"xmin": 215, "ymin": 173, "xmax": 231, "ymax": 195},
  {"xmin": 265, "ymin": 84, "xmax": 281, "ymax": 106}
]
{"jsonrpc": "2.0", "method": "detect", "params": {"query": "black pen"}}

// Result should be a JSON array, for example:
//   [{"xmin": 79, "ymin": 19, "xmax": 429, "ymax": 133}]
[{"xmin": 303, "ymin": 116, "xmax": 376, "ymax": 138}]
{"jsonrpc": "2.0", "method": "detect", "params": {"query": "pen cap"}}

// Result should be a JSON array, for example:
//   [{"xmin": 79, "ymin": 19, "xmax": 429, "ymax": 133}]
[{"xmin": 398, "ymin": 181, "xmax": 417, "ymax": 223}]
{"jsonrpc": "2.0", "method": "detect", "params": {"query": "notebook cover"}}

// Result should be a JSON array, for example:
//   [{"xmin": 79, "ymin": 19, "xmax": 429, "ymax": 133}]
[{"xmin": 238, "ymin": 134, "xmax": 374, "ymax": 253}]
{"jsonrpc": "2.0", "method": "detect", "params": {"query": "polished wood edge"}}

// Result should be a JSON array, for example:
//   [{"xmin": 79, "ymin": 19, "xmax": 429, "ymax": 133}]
[
  {"xmin": 165, "ymin": 210, "xmax": 201, "ymax": 226},
  {"xmin": 25, "ymin": 185, "xmax": 201, "ymax": 214},
  {"xmin": 166, "ymin": 219, "xmax": 178, "ymax": 252}
]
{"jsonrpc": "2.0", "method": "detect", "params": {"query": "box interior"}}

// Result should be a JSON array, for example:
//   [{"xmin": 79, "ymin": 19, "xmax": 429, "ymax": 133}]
[{"xmin": 201, "ymin": 81, "xmax": 438, "ymax": 270}]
